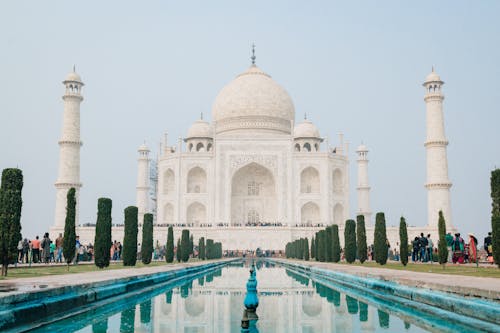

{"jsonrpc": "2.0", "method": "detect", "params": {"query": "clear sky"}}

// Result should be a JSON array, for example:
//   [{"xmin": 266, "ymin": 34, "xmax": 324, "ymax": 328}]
[{"xmin": 1, "ymin": 1, "xmax": 499, "ymax": 241}]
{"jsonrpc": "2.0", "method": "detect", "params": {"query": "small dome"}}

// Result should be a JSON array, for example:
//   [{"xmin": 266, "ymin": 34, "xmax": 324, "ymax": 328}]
[
  {"xmin": 212, "ymin": 65, "xmax": 295, "ymax": 134},
  {"xmin": 64, "ymin": 71, "xmax": 82, "ymax": 83},
  {"xmin": 294, "ymin": 119, "xmax": 320, "ymax": 138},
  {"xmin": 187, "ymin": 119, "xmax": 212, "ymax": 138},
  {"xmin": 356, "ymin": 144, "xmax": 368, "ymax": 152},
  {"xmin": 425, "ymin": 70, "xmax": 442, "ymax": 83},
  {"xmin": 138, "ymin": 143, "xmax": 149, "ymax": 151}
]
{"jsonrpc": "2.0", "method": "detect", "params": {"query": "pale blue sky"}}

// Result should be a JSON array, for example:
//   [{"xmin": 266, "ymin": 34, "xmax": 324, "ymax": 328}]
[{"xmin": 1, "ymin": 1, "xmax": 499, "ymax": 240}]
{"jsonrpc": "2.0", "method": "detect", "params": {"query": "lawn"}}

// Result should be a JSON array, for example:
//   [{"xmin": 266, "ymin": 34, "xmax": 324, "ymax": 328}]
[
  {"xmin": 0, "ymin": 260, "xmax": 196, "ymax": 280},
  {"xmin": 337, "ymin": 261, "xmax": 500, "ymax": 278}
]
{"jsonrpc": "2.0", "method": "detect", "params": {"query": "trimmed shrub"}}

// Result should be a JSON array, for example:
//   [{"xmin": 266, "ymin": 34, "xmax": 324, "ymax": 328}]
[
  {"xmin": 206, "ymin": 239, "xmax": 214, "ymax": 259},
  {"xmin": 317, "ymin": 230, "xmax": 326, "ymax": 262},
  {"xmin": 166, "ymin": 226, "xmax": 174, "ymax": 263},
  {"xmin": 199, "ymin": 237, "xmax": 205, "ymax": 260},
  {"xmin": 0, "ymin": 168, "xmax": 23, "ymax": 276},
  {"xmin": 399, "ymin": 216, "xmax": 408, "ymax": 266},
  {"xmin": 332, "ymin": 224, "xmax": 341, "ymax": 263},
  {"xmin": 491, "ymin": 169, "xmax": 500, "ymax": 267},
  {"xmin": 356, "ymin": 215, "xmax": 367, "ymax": 264},
  {"xmin": 122, "ymin": 206, "xmax": 138, "ymax": 266},
  {"xmin": 325, "ymin": 226, "xmax": 333, "ymax": 262},
  {"xmin": 176, "ymin": 238, "xmax": 182, "ymax": 262},
  {"xmin": 374, "ymin": 212, "xmax": 388, "ymax": 265},
  {"xmin": 63, "ymin": 188, "xmax": 77, "ymax": 266},
  {"xmin": 310, "ymin": 236, "xmax": 315, "ymax": 259},
  {"xmin": 94, "ymin": 198, "xmax": 112, "ymax": 268},
  {"xmin": 344, "ymin": 219, "xmax": 356, "ymax": 263},
  {"xmin": 141, "ymin": 213, "xmax": 153, "ymax": 264},
  {"xmin": 303, "ymin": 238, "xmax": 310, "ymax": 261},
  {"xmin": 181, "ymin": 229, "xmax": 190, "ymax": 262},
  {"xmin": 438, "ymin": 211, "xmax": 448, "ymax": 266}
]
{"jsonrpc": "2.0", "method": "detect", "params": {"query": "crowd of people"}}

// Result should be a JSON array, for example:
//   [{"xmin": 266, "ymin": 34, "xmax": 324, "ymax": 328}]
[{"xmin": 16, "ymin": 233, "xmax": 94, "ymax": 264}]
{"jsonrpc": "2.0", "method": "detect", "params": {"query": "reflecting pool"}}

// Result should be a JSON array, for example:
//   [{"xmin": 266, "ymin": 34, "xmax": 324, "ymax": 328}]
[{"xmin": 31, "ymin": 261, "xmax": 489, "ymax": 332}]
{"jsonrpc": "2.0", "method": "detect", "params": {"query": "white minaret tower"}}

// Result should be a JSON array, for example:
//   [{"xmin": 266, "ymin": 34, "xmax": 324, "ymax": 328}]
[
  {"xmin": 136, "ymin": 143, "xmax": 150, "ymax": 224},
  {"xmin": 54, "ymin": 68, "xmax": 84, "ymax": 228},
  {"xmin": 356, "ymin": 143, "xmax": 372, "ymax": 224},
  {"xmin": 423, "ymin": 68, "xmax": 453, "ymax": 229}
]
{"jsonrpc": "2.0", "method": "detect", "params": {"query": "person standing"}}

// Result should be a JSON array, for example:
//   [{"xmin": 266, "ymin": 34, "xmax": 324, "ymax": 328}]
[
  {"xmin": 49, "ymin": 241, "xmax": 55, "ymax": 263},
  {"xmin": 31, "ymin": 236, "xmax": 40, "ymax": 263},
  {"xmin": 74, "ymin": 236, "xmax": 81, "ymax": 264},
  {"xmin": 426, "ymin": 234, "xmax": 434, "ymax": 262},
  {"xmin": 484, "ymin": 232, "xmax": 493, "ymax": 263},
  {"xmin": 17, "ymin": 239, "xmax": 23, "ymax": 263},
  {"xmin": 445, "ymin": 232, "xmax": 454, "ymax": 263},
  {"xmin": 55, "ymin": 233, "xmax": 63, "ymax": 263},
  {"xmin": 419, "ymin": 233, "xmax": 428, "ymax": 262},
  {"xmin": 41, "ymin": 233, "xmax": 51, "ymax": 264},
  {"xmin": 22, "ymin": 239, "xmax": 29, "ymax": 264},
  {"xmin": 468, "ymin": 233, "xmax": 478, "ymax": 263}
]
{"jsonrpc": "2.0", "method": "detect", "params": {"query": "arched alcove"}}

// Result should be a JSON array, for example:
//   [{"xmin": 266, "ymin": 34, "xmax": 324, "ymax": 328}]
[
  {"xmin": 187, "ymin": 167, "xmax": 207, "ymax": 193},
  {"xmin": 231, "ymin": 162, "xmax": 276, "ymax": 225},
  {"xmin": 333, "ymin": 169, "xmax": 343, "ymax": 193},
  {"xmin": 163, "ymin": 169, "xmax": 175, "ymax": 195},
  {"xmin": 301, "ymin": 202, "xmax": 320, "ymax": 225},
  {"xmin": 186, "ymin": 202, "xmax": 206, "ymax": 227},
  {"xmin": 300, "ymin": 167, "xmax": 320, "ymax": 194}
]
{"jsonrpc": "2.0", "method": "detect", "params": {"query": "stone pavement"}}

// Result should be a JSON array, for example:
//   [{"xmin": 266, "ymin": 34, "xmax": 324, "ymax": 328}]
[
  {"xmin": 0, "ymin": 259, "xmax": 235, "ymax": 302},
  {"xmin": 275, "ymin": 259, "xmax": 500, "ymax": 300}
]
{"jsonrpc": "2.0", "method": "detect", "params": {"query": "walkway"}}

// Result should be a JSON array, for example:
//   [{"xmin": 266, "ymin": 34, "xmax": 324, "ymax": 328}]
[{"xmin": 275, "ymin": 259, "xmax": 500, "ymax": 300}]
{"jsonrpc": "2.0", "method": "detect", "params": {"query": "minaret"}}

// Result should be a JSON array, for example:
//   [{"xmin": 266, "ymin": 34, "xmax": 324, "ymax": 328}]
[
  {"xmin": 136, "ymin": 143, "xmax": 150, "ymax": 224},
  {"xmin": 423, "ymin": 68, "xmax": 452, "ymax": 229},
  {"xmin": 356, "ymin": 144, "xmax": 372, "ymax": 224},
  {"xmin": 54, "ymin": 68, "xmax": 84, "ymax": 228}
]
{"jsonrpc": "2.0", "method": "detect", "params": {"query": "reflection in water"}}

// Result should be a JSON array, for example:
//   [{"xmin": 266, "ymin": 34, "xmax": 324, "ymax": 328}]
[
  {"xmin": 91, "ymin": 319, "xmax": 107, "ymax": 333},
  {"xmin": 378, "ymin": 309, "xmax": 390, "ymax": 329},
  {"xmin": 359, "ymin": 301, "xmax": 368, "ymax": 322},
  {"xmin": 41, "ymin": 262, "xmax": 465, "ymax": 333},
  {"xmin": 119, "ymin": 307, "xmax": 135, "ymax": 333},
  {"xmin": 345, "ymin": 295, "xmax": 358, "ymax": 314},
  {"xmin": 140, "ymin": 300, "xmax": 151, "ymax": 324}
]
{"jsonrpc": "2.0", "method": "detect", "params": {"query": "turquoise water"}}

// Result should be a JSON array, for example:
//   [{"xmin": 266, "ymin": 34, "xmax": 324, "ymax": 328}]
[{"xmin": 30, "ymin": 261, "xmax": 492, "ymax": 333}]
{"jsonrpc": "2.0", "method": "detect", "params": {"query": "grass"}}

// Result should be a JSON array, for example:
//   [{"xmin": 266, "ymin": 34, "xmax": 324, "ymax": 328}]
[
  {"xmin": 335, "ymin": 261, "xmax": 500, "ymax": 278},
  {"xmin": 0, "ymin": 260, "xmax": 198, "ymax": 280}
]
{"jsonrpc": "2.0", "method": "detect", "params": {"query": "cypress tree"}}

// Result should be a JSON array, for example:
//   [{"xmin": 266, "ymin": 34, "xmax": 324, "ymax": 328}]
[
  {"xmin": 356, "ymin": 215, "xmax": 368, "ymax": 264},
  {"xmin": 437, "ymin": 211, "xmax": 448, "ymax": 267},
  {"xmin": 166, "ymin": 226, "xmax": 174, "ymax": 263},
  {"xmin": 189, "ymin": 235, "xmax": 194, "ymax": 256},
  {"xmin": 141, "ymin": 213, "xmax": 153, "ymax": 265},
  {"xmin": 374, "ymin": 212, "xmax": 388, "ymax": 265},
  {"xmin": 94, "ymin": 198, "xmax": 112, "ymax": 268},
  {"xmin": 399, "ymin": 216, "xmax": 409, "ymax": 266},
  {"xmin": 310, "ymin": 236, "xmax": 315, "ymax": 259},
  {"xmin": 344, "ymin": 219, "xmax": 357, "ymax": 263},
  {"xmin": 491, "ymin": 169, "xmax": 500, "ymax": 267},
  {"xmin": 122, "ymin": 206, "xmax": 138, "ymax": 266},
  {"xmin": 332, "ymin": 224, "xmax": 341, "ymax": 262},
  {"xmin": 317, "ymin": 230, "xmax": 325, "ymax": 262},
  {"xmin": 176, "ymin": 238, "xmax": 182, "ymax": 262},
  {"xmin": 181, "ymin": 229, "xmax": 190, "ymax": 262},
  {"xmin": 304, "ymin": 238, "xmax": 310, "ymax": 261},
  {"xmin": 199, "ymin": 237, "xmax": 205, "ymax": 260},
  {"xmin": 325, "ymin": 226, "xmax": 333, "ymax": 262},
  {"xmin": 63, "ymin": 188, "xmax": 77, "ymax": 268},
  {"xmin": 206, "ymin": 239, "xmax": 214, "ymax": 259},
  {"xmin": 0, "ymin": 168, "xmax": 23, "ymax": 276}
]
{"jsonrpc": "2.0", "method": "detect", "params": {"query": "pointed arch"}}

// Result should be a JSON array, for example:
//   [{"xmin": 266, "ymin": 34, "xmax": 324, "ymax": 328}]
[
  {"xmin": 163, "ymin": 169, "xmax": 175, "ymax": 195},
  {"xmin": 187, "ymin": 167, "xmax": 207, "ymax": 193},
  {"xmin": 186, "ymin": 202, "xmax": 206, "ymax": 227},
  {"xmin": 301, "ymin": 202, "xmax": 320, "ymax": 226},
  {"xmin": 164, "ymin": 203, "xmax": 174, "ymax": 223},
  {"xmin": 300, "ymin": 167, "xmax": 320, "ymax": 194},
  {"xmin": 333, "ymin": 203, "xmax": 344, "ymax": 225},
  {"xmin": 333, "ymin": 168, "xmax": 343, "ymax": 193}
]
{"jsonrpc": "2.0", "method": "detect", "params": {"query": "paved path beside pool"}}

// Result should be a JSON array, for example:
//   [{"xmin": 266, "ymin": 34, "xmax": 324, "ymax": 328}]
[
  {"xmin": 274, "ymin": 259, "xmax": 500, "ymax": 300},
  {"xmin": 0, "ymin": 259, "xmax": 235, "ymax": 301}
]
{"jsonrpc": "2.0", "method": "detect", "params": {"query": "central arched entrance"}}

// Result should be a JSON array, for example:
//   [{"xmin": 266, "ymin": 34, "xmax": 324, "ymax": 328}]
[{"xmin": 231, "ymin": 162, "xmax": 276, "ymax": 225}]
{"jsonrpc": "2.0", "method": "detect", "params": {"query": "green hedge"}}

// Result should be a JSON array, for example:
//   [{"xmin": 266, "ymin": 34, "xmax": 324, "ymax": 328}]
[
  {"xmin": 344, "ymin": 219, "xmax": 356, "ymax": 263},
  {"xmin": 122, "ymin": 206, "xmax": 138, "ymax": 266},
  {"xmin": 94, "ymin": 198, "xmax": 112, "ymax": 268},
  {"xmin": 141, "ymin": 213, "xmax": 153, "ymax": 264}
]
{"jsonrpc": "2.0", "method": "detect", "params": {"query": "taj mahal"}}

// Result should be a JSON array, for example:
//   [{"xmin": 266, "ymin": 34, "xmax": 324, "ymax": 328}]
[{"xmin": 49, "ymin": 51, "xmax": 455, "ymax": 251}]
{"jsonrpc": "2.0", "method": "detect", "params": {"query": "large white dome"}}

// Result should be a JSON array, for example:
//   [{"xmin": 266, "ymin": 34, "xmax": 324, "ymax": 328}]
[{"xmin": 212, "ymin": 65, "xmax": 295, "ymax": 134}]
